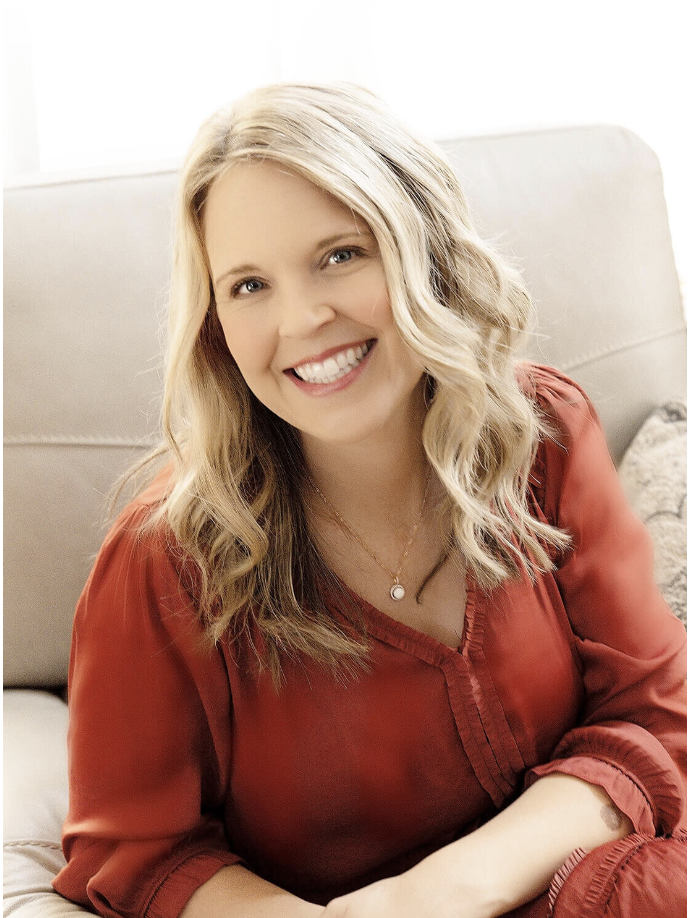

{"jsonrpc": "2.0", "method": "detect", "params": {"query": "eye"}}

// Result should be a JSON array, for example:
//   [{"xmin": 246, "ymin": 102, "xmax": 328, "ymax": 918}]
[
  {"xmin": 327, "ymin": 247, "xmax": 362, "ymax": 266},
  {"xmin": 231, "ymin": 278, "xmax": 265, "ymax": 297}
]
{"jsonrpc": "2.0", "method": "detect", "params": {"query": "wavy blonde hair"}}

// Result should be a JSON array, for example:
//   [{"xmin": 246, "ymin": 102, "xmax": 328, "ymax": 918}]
[{"xmin": 134, "ymin": 81, "xmax": 569, "ymax": 681}]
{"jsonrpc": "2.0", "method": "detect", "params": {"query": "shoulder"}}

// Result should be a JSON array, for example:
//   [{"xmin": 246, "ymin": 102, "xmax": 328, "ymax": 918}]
[
  {"xmin": 517, "ymin": 362, "xmax": 611, "ymax": 524},
  {"xmin": 517, "ymin": 361, "xmax": 605, "ymax": 455},
  {"xmin": 117, "ymin": 462, "xmax": 176, "ymax": 519},
  {"xmin": 78, "ymin": 465, "xmax": 203, "ymax": 643},
  {"xmin": 102, "ymin": 464, "xmax": 177, "ymax": 556},
  {"xmin": 517, "ymin": 362, "xmax": 592, "ymax": 425}
]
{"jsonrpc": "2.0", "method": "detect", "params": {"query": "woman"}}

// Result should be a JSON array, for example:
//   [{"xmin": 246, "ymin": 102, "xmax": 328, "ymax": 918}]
[{"xmin": 53, "ymin": 83, "xmax": 686, "ymax": 918}]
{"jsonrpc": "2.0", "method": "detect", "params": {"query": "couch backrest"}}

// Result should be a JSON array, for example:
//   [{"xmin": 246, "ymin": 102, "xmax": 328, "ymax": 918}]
[{"xmin": 4, "ymin": 125, "xmax": 685, "ymax": 688}]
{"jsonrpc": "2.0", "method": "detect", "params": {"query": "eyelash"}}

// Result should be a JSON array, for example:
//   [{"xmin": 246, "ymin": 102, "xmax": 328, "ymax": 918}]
[
  {"xmin": 327, "ymin": 246, "xmax": 363, "ymax": 265},
  {"xmin": 231, "ymin": 278, "xmax": 264, "ymax": 297},
  {"xmin": 229, "ymin": 247, "xmax": 364, "ymax": 298}
]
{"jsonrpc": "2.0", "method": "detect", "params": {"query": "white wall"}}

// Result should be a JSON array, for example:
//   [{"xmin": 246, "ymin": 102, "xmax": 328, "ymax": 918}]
[{"xmin": 4, "ymin": 0, "xmax": 686, "ymax": 290}]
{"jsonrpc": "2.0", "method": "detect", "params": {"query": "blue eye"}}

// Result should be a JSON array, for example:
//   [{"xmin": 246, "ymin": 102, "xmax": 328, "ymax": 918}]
[
  {"xmin": 328, "ymin": 248, "xmax": 360, "ymax": 265},
  {"xmin": 232, "ymin": 278, "xmax": 264, "ymax": 297}
]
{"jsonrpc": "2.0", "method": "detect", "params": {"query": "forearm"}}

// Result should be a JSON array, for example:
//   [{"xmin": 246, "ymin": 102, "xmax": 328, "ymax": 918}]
[
  {"xmin": 180, "ymin": 776, "xmax": 633, "ymax": 918},
  {"xmin": 179, "ymin": 864, "xmax": 324, "ymax": 918},
  {"xmin": 422, "ymin": 773, "xmax": 633, "ymax": 917}
]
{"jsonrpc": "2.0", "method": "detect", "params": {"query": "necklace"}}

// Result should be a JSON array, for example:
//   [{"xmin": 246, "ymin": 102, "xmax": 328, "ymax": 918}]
[{"xmin": 308, "ymin": 470, "xmax": 432, "ymax": 602}]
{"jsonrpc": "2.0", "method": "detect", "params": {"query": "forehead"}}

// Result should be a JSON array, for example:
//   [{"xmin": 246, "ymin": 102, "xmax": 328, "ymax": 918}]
[{"xmin": 203, "ymin": 160, "xmax": 363, "ymax": 251}]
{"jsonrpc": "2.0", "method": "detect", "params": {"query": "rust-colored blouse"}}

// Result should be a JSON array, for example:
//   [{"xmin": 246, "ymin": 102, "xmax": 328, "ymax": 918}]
[{"xmin": 53, "ymin": 366, "xmax": 687, "ymax": 918}]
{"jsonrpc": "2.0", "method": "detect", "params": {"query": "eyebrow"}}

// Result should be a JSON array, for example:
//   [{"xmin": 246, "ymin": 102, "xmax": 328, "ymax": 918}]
[{"xmin": 212, "ymin": 230, "xmax": 375, "ymax": 290}]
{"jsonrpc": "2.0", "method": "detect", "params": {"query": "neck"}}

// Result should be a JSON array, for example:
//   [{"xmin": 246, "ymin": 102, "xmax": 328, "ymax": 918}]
[{"xmin": 300, "ymin": 395, "xmax": 430, "ymax": 528}]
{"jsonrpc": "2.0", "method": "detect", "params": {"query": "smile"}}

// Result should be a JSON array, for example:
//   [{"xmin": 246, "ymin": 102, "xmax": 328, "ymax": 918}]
[{"xmin": 291, "ymin": 341, "xmax": 373, "ymax": 384}]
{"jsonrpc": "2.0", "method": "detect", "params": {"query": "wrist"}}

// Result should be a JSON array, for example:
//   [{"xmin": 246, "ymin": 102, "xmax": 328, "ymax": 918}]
[{"xmin": 412, "ymin": 841, "xmax": 508, "ymax": 918}]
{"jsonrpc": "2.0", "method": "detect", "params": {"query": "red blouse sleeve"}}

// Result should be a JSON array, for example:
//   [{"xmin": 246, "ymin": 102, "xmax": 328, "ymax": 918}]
[
  {"xmin": 52, "ymin": 498, "xmax": 242, "ymax": 918},
  {"xmin": 522, "ymin": 365, "xmax": 687, "ymax": 836}
]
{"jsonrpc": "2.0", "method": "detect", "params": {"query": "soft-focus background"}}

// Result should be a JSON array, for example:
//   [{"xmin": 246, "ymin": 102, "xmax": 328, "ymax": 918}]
[{"xmin": 3, "ymin": 0, "xmax": 686, "ymax": 297}]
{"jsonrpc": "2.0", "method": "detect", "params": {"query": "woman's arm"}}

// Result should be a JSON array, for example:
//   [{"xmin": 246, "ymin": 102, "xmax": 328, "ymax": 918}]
[
  {"xmin": 421, "ymin": 772, "xmax": 632, "ymax": 916},
  {"xmin": 180, "ymin": 866, "xmax": 324, "ymax": 918},
  {"xmin": 323, "ymin": 773, "xmax": 631, "ymax": 918},
  {"xmin": 178, "ymin": 769, "xmax": 626, "ymax": 918},
  {"xmin": 53, "ymin": 501, "xmax": 245, "ymax": 918},
  {"xmin": 523, "ymin": 367, "xmax": 686, "ymax": 838}
]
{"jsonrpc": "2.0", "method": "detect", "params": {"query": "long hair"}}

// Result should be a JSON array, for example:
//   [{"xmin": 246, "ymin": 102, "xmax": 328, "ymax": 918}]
[{"xmin": 129, "ymin": 81, "xmax": 570, "ymax": 683}]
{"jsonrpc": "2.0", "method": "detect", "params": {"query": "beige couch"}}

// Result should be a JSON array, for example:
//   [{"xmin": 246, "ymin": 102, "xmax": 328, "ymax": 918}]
[{"xmin": 4, "ymin": 125, "xmax": 686, "ymax": 916}]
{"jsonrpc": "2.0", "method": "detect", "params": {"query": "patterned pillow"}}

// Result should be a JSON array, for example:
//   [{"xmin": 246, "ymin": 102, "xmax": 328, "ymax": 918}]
[{"xmin": 619, "ymin": 401, "xmax": 687, "ymax": 625}]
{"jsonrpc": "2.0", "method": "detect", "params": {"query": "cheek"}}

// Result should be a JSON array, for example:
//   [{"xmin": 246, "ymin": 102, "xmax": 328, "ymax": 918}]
[
  {"xmin": 217, "ymin": 317, "xmax": 237, "ymax": 359},
  {"xmin": 217, "ymin": 311, "xmax": 269, "ymax": 379},
  {"xmin": 361, "ymin": 280, "xmax": 393, "ymax": 325}
]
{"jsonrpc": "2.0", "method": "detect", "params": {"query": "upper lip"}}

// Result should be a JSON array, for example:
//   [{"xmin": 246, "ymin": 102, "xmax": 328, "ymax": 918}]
[{"xmin": 286, "ymin": 339, "xmax": 373, "ymax": 372}]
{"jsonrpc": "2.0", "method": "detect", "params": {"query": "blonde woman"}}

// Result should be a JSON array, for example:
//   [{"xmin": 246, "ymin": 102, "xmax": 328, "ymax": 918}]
[{"xmin": 54, "ymin": 84, "xmax": 686, "ymax": 918}]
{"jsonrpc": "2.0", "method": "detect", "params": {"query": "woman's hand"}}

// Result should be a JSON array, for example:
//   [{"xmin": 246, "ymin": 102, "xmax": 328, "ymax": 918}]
[
  {"xmin": 323, "ymin": 874, "xmax": 443, "ymax": 918},
  {"xmin": 322, "ymin": 856, "xmax": 494, "ymax": 918}
]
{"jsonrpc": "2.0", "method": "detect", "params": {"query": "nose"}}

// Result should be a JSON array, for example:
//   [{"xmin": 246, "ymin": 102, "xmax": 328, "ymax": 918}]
[{"xmin": 277, "ymin": 279, "xmax": 336, "ymax": 340}]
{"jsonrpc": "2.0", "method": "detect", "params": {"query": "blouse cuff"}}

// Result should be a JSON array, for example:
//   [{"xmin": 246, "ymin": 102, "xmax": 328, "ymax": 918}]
[
  {"xmin": 524, "ymin": 755, "xmax": 655, "ymax": 835},
  {"xmin": 547, "ymin": 832, "xmax": 687, "ymax": 918},
  {"xmin": 523, "ymin": 722, "xmax": 686, "ymax": 835},
  {"xmin": 144, "ymin": 850, "xmax": 244, "ymax": 918}
]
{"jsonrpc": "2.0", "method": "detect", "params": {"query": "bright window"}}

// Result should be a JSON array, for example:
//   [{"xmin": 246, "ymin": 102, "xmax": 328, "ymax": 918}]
[{"xmin": 4, "ymin": 0, "xmax": 686, "ymax": 288}]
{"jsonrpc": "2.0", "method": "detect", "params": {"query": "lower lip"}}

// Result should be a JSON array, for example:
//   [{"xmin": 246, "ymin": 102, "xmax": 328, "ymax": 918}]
[{"xmin": 286, "ymin": 342, "xmax": 376, "ymax": 396}]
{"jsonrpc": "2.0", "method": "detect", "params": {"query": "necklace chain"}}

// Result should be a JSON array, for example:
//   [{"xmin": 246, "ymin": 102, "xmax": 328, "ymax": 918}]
[{"xmin": 308, "ymin": 470, "xmax": 431, "ymax": 602}]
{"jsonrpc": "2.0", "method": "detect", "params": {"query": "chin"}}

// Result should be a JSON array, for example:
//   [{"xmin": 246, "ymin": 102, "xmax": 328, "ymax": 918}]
[{"xmin": 298, "ymin": 412, "xmax": 401, "ymax": 449}]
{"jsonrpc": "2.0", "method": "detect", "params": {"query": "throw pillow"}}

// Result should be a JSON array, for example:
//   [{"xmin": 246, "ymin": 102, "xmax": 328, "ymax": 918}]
[{"xmin": 618, "ymin": 401, "xmax": 687, "ymax": 625}]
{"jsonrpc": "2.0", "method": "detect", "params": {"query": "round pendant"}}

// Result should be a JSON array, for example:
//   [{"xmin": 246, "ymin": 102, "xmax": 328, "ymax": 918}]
[{"xmin": 390, "ymin": 583, "xmax": 405, "ymax": 601}]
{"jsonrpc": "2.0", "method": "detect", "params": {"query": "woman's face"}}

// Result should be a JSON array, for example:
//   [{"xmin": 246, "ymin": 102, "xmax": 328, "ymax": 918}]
[{"xmin": 203, "ymin": 160, "xmax": 426, "ymax": 449}]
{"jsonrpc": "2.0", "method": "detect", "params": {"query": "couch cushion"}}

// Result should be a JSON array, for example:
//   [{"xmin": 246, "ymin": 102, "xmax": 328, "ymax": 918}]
[
  {"xmin": 3, "ymin": 843, "xmax": 89, "ymax": 917},
  {"xmin": 4, "ymin": 690, "xmax": 69, "ymax": 843},
  {"xmin": 4, "ymin": 169, "xmax": 174, "ymax": 688},
  {"xmin": 442, "ymin": 126, "xmax": 686, "ymax": 459},
  {"xmin": 3, "ymin": 689, "xmax": 90, "ymax": 915}
]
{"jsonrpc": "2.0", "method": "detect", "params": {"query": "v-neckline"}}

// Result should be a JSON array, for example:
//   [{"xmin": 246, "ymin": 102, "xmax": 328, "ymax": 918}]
[{"xmin": 326, "ymin": 573, "xmax": 478, "ymax": 664}]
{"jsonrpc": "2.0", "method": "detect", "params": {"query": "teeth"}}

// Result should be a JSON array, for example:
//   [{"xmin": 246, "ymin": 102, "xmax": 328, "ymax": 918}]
[{"xmin": 294, "ymin": 341, "xmax": 371, "ymax": 384}]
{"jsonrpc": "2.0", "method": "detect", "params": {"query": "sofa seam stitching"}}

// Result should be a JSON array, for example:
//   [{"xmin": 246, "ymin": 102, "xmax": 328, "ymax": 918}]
[
  {"xmin": 4, "ymin": 435, "xmax": 158, "ymax": 447},
  {"xmin": 3, "ymin": 840, "xmax": 63, "ymax": 851},
  {"xmin": 558, "ymin": 324, "xmax": 685, "ymax": 373}
]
